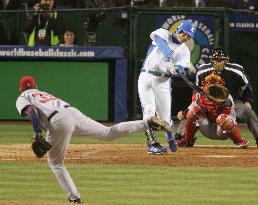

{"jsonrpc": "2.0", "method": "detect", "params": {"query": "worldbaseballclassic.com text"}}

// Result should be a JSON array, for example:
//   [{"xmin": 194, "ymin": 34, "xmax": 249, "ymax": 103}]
[{"xmin": 0, "ymin": 48, "xmax": 95, "ymax": 58}]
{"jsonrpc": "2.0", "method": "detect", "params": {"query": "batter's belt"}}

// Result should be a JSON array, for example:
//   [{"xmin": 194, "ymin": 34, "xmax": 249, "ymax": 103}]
[{"xmin": 141, "ymin": 69, "xmax": 171, "ymax": 78}]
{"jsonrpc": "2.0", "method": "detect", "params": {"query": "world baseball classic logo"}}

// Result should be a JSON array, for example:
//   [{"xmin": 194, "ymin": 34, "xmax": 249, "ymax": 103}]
[{"xmin": 160, "ymin": 15, "xmax": 215, "ymax": 68}]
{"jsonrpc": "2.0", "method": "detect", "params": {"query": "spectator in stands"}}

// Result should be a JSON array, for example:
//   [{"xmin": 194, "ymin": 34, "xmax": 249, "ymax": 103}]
[
  {"xmin": 25, "ymin": 0, "xmax": 65, "ymax": 47},
  {"xmin": 59, "ymin": 28, "xmax": 76, "ymax": 47},
  {"xmin": 195, "ymin": 0, "xmax": 206, "ymax": 7},
  {"xmin": 230, "ymin": 0, "xmax": 257, "ymax": 10}
]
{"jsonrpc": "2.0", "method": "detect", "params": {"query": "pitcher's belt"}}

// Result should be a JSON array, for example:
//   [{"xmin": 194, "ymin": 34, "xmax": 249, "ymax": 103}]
[
  {"xmin": 141, "ymin": 69, "xmax": 170, "ymax": 78},
  {"xmin": 48, "ymin": 105, "xmax": 71, "ymax": 121}
]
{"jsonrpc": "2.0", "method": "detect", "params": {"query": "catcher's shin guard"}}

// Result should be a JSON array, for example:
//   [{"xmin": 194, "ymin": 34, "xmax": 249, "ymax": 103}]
[
  {"xmin": 228, "ymin": 126, "xmax": 249, "ymax": 148},
  {"xmin": 177, "ymin": 120, "xmax": 198, "ymax": 147},
  {"xmin": 216, "ymin": 114, "xmax": 235, "ymax": 133},
  {"xmin": 186, "ymin": 105, "xmax": 202, "ymax": 122},
  {"xmin": 145, "ymin": 129, "xmax": 167, "ymax": 155}
]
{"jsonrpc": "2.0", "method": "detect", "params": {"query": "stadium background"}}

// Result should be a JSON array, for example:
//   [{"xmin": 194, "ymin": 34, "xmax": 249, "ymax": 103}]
[
  {"xmin": 0, "ymin": 4, "xmax": 257, "ymax": 123},
  {"xmin": 0, "ymin": 2, "xmax": 258, "ymax": 205}
]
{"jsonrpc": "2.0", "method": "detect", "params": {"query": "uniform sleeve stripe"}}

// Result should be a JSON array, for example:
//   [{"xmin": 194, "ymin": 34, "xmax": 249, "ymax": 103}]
[{"xmin": 224, "ymin": 66, "xmax": 249, "ymax": 85}]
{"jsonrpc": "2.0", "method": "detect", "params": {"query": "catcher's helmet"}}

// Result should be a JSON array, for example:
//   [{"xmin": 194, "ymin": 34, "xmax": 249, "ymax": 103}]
[
  {"xmin": 209, "ymin": 48, "xmax": 229, "ymax": 61},
  {"xmin": 20, "ymin": 75, "xmax": 37, "ymax": 92},
  {"xmin": 176, "ymin": 20, "xmax": 196, "ymax": 38}
]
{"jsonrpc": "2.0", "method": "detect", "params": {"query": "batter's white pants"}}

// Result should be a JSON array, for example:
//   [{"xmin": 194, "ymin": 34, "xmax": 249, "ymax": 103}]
[
  {"xmin": 138, "ymin": 72, "xmax": 173, "ymax": 132},
  {"xmin": 46, "ymin": 107, "xmax": 150, "ymax": 200}
]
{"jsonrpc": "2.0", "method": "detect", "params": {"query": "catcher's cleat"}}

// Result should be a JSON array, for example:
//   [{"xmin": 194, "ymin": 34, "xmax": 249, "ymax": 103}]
[
  {"xmin": 147, "ymin": 143, "xmax": 168, "ymax": 155},
  {"xmin": 147, "ymin": 117, "xmax": 171, "ymax": 132},
  {"xmin": 167, "ymin": 139, "xmax": 178, "ymax": 152},
  {"xmin": 237, "ymin": 139, "xmax": 249, "ymax": 149},
  {"xmin": 68, "ymin": 198, "xmax": 83, "ymax": 204},
  {"xmin": 175, "ymin": 134, "xmax": 196, "ymax": 147},
  {"xmin": 175, "ymin": 133, "xmax": 183, "ymax": 140}
]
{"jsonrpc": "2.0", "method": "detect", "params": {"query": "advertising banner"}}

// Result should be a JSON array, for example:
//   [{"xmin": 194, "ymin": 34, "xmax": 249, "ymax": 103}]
[{"xmin": 229, "ymin": 13, "xmax": 258, "ymax": 32}]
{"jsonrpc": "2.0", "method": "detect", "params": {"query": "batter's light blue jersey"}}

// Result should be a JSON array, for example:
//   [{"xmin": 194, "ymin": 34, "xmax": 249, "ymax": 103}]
[{"xmin": 142, "ymin": 28, "xmax": 191, "ymax": 75}]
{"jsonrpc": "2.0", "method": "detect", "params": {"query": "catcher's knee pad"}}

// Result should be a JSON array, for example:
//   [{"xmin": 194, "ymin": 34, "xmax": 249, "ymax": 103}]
[
  {"xmin": 216, "ymin": 114, "xmax": 236, "ymax": 133},
  {"xmin": 186, "ymin": 105, "xmax": 202, "ymax": 122}
]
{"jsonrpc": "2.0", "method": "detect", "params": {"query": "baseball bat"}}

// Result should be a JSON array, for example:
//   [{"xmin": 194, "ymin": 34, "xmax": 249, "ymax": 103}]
[{"xmin": 175, "ymin": 69, "xmax": 203, "ymax": 93}]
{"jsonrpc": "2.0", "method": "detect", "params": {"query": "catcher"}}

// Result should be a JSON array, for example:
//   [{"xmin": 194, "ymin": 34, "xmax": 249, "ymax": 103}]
[{"xmin": 176, "ymin": 72, "xmax": 249, "ymax": 148}]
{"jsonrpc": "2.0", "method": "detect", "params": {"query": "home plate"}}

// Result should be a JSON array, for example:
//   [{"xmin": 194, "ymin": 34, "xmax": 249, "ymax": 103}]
[{"xmin": 203, "ymin": 155, "xmax": 237, "ymax": 158}]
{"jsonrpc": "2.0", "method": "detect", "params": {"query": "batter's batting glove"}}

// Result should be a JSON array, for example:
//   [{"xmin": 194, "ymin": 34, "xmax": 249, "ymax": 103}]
[
  {"xmin": 166, "ymin": 61, "xmax": 178, "ymax": 75},
  {"xmin": 176, "ymin": 65, "xmax": 187, "ymax": 76}
]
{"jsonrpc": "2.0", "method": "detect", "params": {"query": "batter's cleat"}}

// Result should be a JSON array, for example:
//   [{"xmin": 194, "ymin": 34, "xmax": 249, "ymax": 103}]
[
  {"xmin": 68, "ymin": 198, "xmax": 83, "ymax": 204},
  {"xmin": 147, "ymin": 143, "xmax": 168, "ymax": 155},
  {"xmin": 147, "ymin": 117, "xmax": 171, "ymax": 132},
  {"xmin": 167, "ymin": 139, "xmax": 178, "ymax": 152},
  {"xmin": 237, "ymin": 139, "xmax": 249, "ymax": 149}
]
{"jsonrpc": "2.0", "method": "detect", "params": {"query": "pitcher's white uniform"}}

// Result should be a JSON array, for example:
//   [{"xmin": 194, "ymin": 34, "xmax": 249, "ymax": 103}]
[
  {"xmin": 16, "ymin": 88, "xmax": 154, "ymax": 201},
  {"xmin": 138, "ymin": 28, "xmax": 192, "ymax": 143}
]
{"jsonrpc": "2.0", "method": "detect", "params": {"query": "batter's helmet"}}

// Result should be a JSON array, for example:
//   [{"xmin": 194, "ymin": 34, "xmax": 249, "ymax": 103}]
[
  {"xmin": 176, "ymin": 20, "xmax": 196, "ymax": 38},
  {"xmin": 20, "ymin": 75, "xmax": 37, "ymax": 92},
  {"xmin": 209, "ymin": 48, "xmax": 229, "ymax": 61}
]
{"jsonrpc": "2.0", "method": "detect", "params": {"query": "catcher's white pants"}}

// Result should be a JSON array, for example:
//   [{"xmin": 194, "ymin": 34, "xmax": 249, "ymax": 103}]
[
  {"xmin": 46, "ymin": 107, "xmax": 149, "ymax": 200},
  {"xmin": 198, "ymin": 118, "xmax": 229, "ymax": 140}
]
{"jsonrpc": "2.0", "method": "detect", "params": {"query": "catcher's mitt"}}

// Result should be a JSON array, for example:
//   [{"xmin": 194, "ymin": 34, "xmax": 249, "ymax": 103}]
[
  {"xmin": 204, "ymin": 84, "xmax": 229, "ymax": 103},
  {"xmin": 32, "ymin": 133, "xmax": 52, "ymax": 158}
]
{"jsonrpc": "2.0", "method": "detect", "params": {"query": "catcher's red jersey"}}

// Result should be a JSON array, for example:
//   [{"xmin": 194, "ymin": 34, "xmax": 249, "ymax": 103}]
[{"xmin": 192, "ymin": 93, "xmax": 232, "ymax": 122}]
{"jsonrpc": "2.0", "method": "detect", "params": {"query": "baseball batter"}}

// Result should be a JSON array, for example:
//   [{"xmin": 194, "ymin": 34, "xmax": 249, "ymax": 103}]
[
  {"xmin": 138, "ymin": 20, "xmax": 196, "ymax": 154},
  {"xmin": 16, "ymin": 75, "xmax": 170, "ymax": 204}
]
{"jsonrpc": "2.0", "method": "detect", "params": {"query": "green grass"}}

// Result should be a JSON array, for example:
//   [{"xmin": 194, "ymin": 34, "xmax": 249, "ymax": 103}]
[
  {"xmin": 0, "ymin": 123, "xmax": 257, "ymax": 205},
  {"xmin": 0, "ymin": 162, "xmax": 258, "ymax": 205},
  {"xmin": 0, "ymin": 123, "xmax": 256, "ymax": 146}
]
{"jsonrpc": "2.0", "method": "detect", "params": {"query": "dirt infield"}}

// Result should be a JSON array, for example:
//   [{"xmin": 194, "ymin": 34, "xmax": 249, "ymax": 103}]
[
  {"xmin": 1, "ymin": 144, "xmax": 258, "ymax": 205},
  {"xmin": 1, "ymin": 144, "xmax": 258, "ymax": 167}
]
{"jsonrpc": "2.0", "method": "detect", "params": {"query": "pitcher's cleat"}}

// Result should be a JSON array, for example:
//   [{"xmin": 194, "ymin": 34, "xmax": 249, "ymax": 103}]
[
  {"xmin": 68, "ymin": 198, "xmax": 83, "ymax": 204},
  {"xmin": 147, "ymin": 116, "xmax": 171, "ymax": 132}
]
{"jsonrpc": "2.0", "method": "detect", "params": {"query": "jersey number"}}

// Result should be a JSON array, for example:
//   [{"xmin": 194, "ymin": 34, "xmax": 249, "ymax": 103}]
[{"xmin": 32, "ymin": 93, "xmax": 58, "ymax": 103}]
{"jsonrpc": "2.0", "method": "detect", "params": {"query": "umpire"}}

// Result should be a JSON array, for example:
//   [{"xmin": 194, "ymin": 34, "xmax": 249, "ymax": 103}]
[{"xmin": 176, "ymin": 48, "xmax": 258, "ymax": 147}]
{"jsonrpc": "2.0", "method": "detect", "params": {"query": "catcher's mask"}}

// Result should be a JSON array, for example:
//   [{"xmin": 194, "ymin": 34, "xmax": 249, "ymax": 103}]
[
  {"xmin": 20, "ymin": 75, "xmax": 37, "ymax": 92},
  {"xmin": 209, "ymin": 48, "xmax": 229, "ymax": 71}
]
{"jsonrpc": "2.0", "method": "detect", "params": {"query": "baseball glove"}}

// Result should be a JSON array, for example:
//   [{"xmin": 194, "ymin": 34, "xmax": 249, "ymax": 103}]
[
  {"xmin": 205, "ymin": 84, "xmax": 229, "ymax": 103},
  {"xmin": 32, "ymin": 133, "xmax": 52, "ymax": 158}
]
